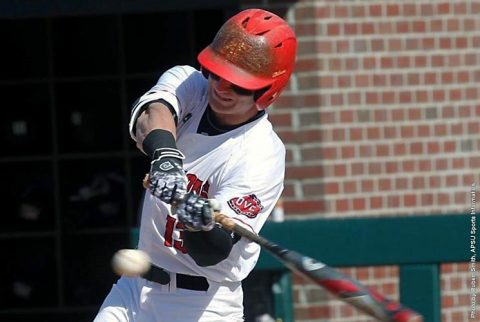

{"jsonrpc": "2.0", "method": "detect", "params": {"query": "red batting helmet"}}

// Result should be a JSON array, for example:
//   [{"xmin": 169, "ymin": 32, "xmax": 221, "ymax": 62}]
[{"xmin": 197, "ymin": 9, "xmax": 297, "ymax": 109}]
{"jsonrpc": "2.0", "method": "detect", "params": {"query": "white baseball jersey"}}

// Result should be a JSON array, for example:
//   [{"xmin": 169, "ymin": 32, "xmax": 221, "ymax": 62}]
[
  {"xmin": 129, "ymin": 65, "xmax": 285, "ymax": 283},
  {"xmin": 95, "ymin": 65, "xmax": 286, "ymax": 322}
]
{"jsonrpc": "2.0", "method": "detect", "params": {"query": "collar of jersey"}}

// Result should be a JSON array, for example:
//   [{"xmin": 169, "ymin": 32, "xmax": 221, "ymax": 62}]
[{"xmin": 197, "ymin": 105, "xmax": 265, "ymax": 136}]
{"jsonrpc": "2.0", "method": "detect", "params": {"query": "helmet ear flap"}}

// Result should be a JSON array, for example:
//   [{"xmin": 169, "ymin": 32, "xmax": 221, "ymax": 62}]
[{"xmin": 253, "ymin": 87, "xmax": 270, "ymax": 103}]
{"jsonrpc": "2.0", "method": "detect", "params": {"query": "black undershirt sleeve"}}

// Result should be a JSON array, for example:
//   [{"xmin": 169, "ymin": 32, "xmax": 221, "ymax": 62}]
[{"xmin": 183, "ymin": 225, "xmax": 241, "ymax": 267}]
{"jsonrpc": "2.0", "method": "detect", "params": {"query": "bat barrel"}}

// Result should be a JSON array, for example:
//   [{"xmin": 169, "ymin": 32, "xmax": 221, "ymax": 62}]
[{"xmin": 266, "ymin": 249, "xmax": 422, "ymax": 322}]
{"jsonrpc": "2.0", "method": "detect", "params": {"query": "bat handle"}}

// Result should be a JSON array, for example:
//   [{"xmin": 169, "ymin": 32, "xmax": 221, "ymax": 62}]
[
  {"xmin": 213, "ymin": 212, "xmax": 236, "ymax": 231},
  {"xmin": 214, "ymin": 212, "xmax": 263, "ymax": 242}
]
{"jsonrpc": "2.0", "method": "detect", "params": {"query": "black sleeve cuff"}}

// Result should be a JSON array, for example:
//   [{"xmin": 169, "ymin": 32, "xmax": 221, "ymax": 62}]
[{"xmin": 142, "ymin": 129, "xmax": 177, "ymax": 159}]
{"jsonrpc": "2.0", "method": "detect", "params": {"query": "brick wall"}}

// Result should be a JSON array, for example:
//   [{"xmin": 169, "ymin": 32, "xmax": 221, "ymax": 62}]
[
  {"xmin": 240, "ymin": 0, "xmax": 479, "ymax": 321},
  {"xmin": 270, "ymin": 0, "xmax": 480, "ymax": 218},
  {"xmin": 441, "ymin": 262, "xmax": 474, "ymax": 322}
]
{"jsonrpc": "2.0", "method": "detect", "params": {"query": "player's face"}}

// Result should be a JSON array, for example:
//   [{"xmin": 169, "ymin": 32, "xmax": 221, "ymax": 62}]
[{"xmin": 207, "ymin": 72, "xmax": 259, "ymax": 126}]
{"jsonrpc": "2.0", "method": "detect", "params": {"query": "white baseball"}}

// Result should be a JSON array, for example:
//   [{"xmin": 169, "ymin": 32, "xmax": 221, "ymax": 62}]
[{"xmin": 111, "ymin": 249, "xmax": 151, "ymax": 277}]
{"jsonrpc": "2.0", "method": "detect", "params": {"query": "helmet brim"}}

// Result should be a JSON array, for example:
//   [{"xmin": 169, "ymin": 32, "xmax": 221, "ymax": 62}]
[{"xmin": 198, "ymin": 47, "xmax": 273, "ymax": 91}]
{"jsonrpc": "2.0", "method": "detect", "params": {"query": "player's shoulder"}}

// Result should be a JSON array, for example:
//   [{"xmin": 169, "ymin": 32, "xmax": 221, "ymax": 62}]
[
  {"xmin": 162, "ymin": 65, "xmax": 205, "ymax": 82},
  {"xmin": 252, "ymin": 115, "xmax": 285, "ymax": 148},
  {"xmin": 241, "ymin": 116, "xmax": 285, "ymax": 164},
  {"xmin": 157, "ymin": 65, "xmax": 208, "ymax": 105},
  {"xmin": 228, "ymin": 122, "xmax": 285, "ymax": 184}
]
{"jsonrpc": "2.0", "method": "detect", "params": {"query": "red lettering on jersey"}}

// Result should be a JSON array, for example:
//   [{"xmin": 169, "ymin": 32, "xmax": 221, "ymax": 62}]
[
  {"xmin": 186, "ymin": 173, "xmax": 209, "ymax": 198},
  {"xmin": 164, "ymin": 173, "xmax": 209, "ymax": 254},
  {"xmin": 164, "ymin": 214, "xmax": 187, "ymax": 253},
  {"xmin": 164, "ymin": 215, "xmax": 175, "ymax": 247},
  {"xmin": 227, "ymin": 194, "xmax": 263, "ymax": 218}
]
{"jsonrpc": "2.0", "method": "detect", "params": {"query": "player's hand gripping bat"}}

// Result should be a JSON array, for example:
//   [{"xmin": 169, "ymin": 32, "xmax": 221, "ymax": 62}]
[{"xmin": 142, "ymin": 175, "xmax": 423, "ymax": 322}]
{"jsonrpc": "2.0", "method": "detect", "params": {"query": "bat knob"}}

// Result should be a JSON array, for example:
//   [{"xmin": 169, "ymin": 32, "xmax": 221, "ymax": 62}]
[{"xmin": 208, "ymin": 199, "xmax": 221, "ymax": 211}]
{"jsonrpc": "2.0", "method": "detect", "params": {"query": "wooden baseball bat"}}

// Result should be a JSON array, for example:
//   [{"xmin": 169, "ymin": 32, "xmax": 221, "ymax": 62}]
[{"xmin": 143, "ymin": 175, "xmax": 423, "ymax": 321}]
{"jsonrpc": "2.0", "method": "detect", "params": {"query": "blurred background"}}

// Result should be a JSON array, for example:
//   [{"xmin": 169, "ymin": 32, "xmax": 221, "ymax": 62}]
[{"xmin": 0, "ymin": 0, "xmax": 478, "ymax": 321}]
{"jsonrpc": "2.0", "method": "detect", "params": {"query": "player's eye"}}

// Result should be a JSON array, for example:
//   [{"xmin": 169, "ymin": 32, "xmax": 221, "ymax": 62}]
[
  {"xmin": 230, "ymin": 84, "xmax": 254, "ymax": 96},
  {"xmin": 209, "ymin": 72, "xmax": 254, "ymax": 96}
]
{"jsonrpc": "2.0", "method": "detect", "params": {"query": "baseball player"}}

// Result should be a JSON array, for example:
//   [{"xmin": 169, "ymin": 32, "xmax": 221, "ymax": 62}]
[{"xmin": 94, "ymin": 8, "xmax": 297, "ymax": 322}]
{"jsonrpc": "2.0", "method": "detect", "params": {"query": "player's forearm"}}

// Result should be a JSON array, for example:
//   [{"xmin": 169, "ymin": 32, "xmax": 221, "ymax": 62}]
[
  {"xmin": 135, "ymin": 102, "xmax": 177, "ymax": 153},
  {"xmin": 183, "ymin": 226, "xmax": 236, "ymax": 267}
]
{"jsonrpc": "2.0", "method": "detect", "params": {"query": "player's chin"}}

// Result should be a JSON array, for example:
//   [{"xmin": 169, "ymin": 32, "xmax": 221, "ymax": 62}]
[{"xmin": 210, "ymin": 103, "xmax": 236, "ymax": 118}]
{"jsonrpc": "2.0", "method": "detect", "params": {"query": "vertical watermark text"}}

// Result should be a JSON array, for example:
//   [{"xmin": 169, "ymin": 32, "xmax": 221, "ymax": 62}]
[{"xmin": 470, "ymin": 183, "xmax": 477, "ymax": 319}]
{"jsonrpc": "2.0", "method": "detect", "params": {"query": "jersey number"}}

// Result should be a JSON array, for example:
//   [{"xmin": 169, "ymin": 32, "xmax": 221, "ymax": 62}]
[
  {"xmin": 164, "ymin": 214, "xmax": 188, "ymax": 253},
  {"xmin": 163, "ymin": 173, "xmax": 209, "ymax": 254}
]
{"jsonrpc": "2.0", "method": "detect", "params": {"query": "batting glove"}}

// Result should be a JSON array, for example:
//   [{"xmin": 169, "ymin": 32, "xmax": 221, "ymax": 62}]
[
  {"xmin": 175, "ymin": 193, "xmax": 220, "ymax": 231},
  {"xmin": 148, "ymin": 148, "xmax": 187, "ymax": 204},
  {"xmin": 143, "ymin": 129, "xmax": 187, "ymax": 204}
]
